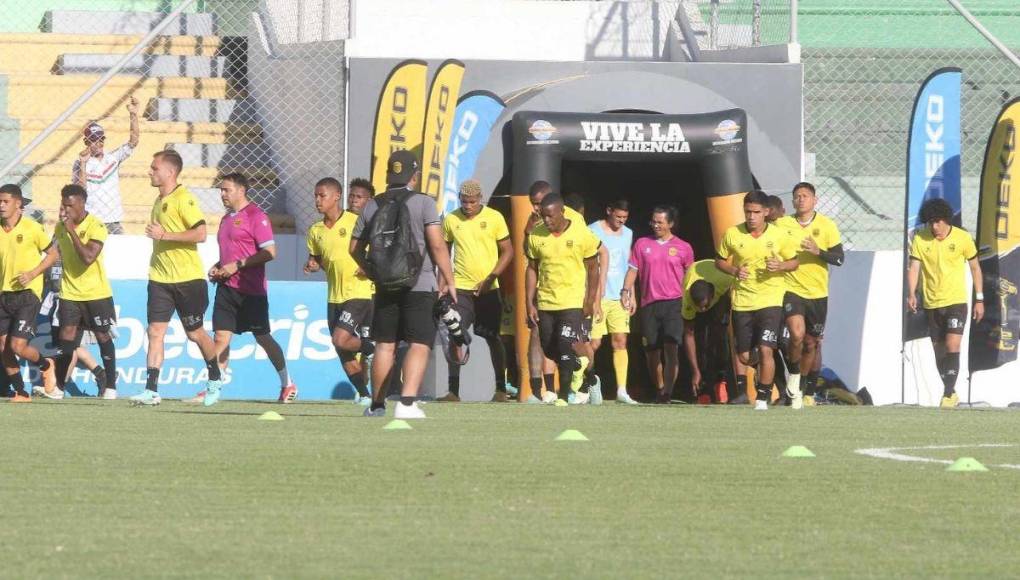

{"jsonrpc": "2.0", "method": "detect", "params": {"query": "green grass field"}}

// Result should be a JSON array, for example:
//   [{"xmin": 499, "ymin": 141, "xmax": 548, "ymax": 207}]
[{"xmin": 4, "ymin": 399, "xmax": 1020, "ymax": 578}]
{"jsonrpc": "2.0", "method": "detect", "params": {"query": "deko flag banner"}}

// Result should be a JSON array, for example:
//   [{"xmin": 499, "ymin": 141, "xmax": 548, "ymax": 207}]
[
  {"xmin": 420, "ymin": 60, "xmax": 465, "ymax": 205},
  {"xmin": 969, "ymin": 98, "xmax": 1020, "ymax": 373},
  {"xmin": 370, "ymin": 60, "xmax": 428, "ymax": 193}
]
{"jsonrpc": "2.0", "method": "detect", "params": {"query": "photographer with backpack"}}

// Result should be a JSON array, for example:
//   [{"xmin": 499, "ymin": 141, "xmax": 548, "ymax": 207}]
[{"xmin": 351, "ymin": 150, "xmax": 457, "ymax": 419}]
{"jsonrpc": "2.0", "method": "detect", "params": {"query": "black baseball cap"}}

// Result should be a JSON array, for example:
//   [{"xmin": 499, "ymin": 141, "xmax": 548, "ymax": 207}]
[
  {"xmin": 386, "ymin": 149, "xmax": 420, "ymax": 186},
  {"xmin": 0, "ymin": 183, "xmax": 31, "ymax": 206}
]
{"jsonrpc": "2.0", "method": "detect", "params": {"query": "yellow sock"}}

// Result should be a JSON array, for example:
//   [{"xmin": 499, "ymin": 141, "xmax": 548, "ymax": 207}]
[
  {"xmin": 572, "ymin": 356, "xmax": 590, "ymax": 392},
  {"xmin": 613, "ymin": 349, "xmax": 628, "ymax": 389}
]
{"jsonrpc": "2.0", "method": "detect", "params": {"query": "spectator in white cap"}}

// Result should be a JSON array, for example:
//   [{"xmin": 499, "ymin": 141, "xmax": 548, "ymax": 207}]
[{"xmin": 72, "ymin": 96, "xmax": 139, "ymax": 234}]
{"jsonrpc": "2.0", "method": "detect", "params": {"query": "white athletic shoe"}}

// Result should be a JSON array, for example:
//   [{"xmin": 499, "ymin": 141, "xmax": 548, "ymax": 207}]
[
  {"xmin": 100, "ymin": 389, "xmax": 117, "ymax": 400},
  {"xmin": 754, "ymin": 400, "xmax": 768, "ymax": 411},
  {"xmin": 33, "ymin": 385, "xmax": 64, "ymax": 400},
  {"xmin": 616, "ymin": 390, "xmax": 639, "ymax": 405},
  {"xmin": 571, "ymin": 391, "xmax": 590, "ymax": 405},
  {"xmin": 130, "ymin": 390, "xmax": 161, "ymax": 406},
  {"xmin": 394, "ymin": 401, "xmax": 426, "ymax": 419},
  {"xmin": 541, "ymin": 391, "xmax": 558, "ymax": 404},
  {"xmin": 788, "ymin": 373, "xmax": 803, "ymax": 410}
]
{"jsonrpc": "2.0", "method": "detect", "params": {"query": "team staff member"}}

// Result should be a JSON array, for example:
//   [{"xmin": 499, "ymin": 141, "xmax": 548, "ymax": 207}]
[
  {"xmin": 351, "ymin": 150, "xmax": 457, "ymax": 419},
  {"xmin": 716, "ymin": 190, "xmax": 799, "ymax": 411},
  {"xmin": 589, "ymin": 199, "xmax": 638, "ymax": 404},
  {"xmin": 0, "ymin": 184, "xmax": 57, "ymax": 401},
  {"xmin": 525, "ymin": 194, "xmax": 601, "ymax": 404},
  {"xmin": 306, "ymin": 177, "xmax": 375, "ymax": 405},
  {"xmin": 623, "ymin": 206, "xmax": 694, "ymax": 404},
  {"xmin": 681, "ymin": 260, "xmax": 739, "ymax": 403},
  {"xmin": 439, "ymin": 179, "xmax": 513, "ymax": 403},
  {"xmin": 907, "ymin": 198, "xmax": 983, "ymax": 408},
  {"xmin": 134, "ymin": 150, "xmax": 221, "ymax": 407},
  {"xmin": 776, "ymin": 182, "xmax": 844, "ymax": 408},
  {"xmin": 33, "ymin": 185, "xmax": 118, "ymax": 400},
  {"xmin": 205, "ymin": 173, "xmax": 296, "ymax": 404}
]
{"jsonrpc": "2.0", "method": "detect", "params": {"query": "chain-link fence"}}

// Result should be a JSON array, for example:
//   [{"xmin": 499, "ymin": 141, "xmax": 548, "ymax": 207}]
[
  {"xmin": 0, "ymin": 0, "xmax": 346, "ymax": 235},
  {"xmin": 690, "ymin": 0, "xmax": 792, "ymax": 49}
]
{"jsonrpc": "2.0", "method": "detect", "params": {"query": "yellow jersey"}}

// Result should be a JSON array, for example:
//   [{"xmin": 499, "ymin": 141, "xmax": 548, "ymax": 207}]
[
  {"xmin": 525, "ymin": 217, "xmax": 601, "ymax": 310},
  {"xmin": 776, "ymin": 213, "xmax": 841, "ymax": 299},
  {"xmin": 56, "ymin": 214, "xmax": 111, "ymax": 301},
  {"xmin": 443, "ymin": 206, "xmax": 510, "ymax": 291},
  {"xmin": 909, "ymin": 226, "xmax": 977, "ymax": 309},
  {"xmin": 149, "ymin": 185, "xmax": 206, "ymax": 283},
  {"xmin": 0, "ymin": 216, "xmax": 50, "ymax": 298},
  {"xmin": 681, "ymin": 259, "xmax": 734, "ymax": 321},
  {"xmin": 307, "ymin": 211, "xmax": 374, "ymax": 304},
  {"xmin": 717, "ymin": 223, "xmax": 799, "ymax": 311}
]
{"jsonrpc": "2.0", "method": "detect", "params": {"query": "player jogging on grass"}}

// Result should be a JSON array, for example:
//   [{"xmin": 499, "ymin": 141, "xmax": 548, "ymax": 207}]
[
  {"xmin": 33, "ymin": 185, "xmax": 118, "ymax": 400},
  {"xmin": 715, "ymin": 190, "xmax": 799, "ymax": 411},
  {"xmin": 133, "ymin": 150, "xmax": 221, "ymax": 407},
  {"xmin": 775, "ymin": 181, "xmax": 844, "ymax": 408},
  {"xmin": 0, "ymin": 184, "xmax": 57, "ymax": 401},
  {"xmin": 589, "ymin": 198, "xmax": 637, "ymax": 404},
  {"xmin": 202, "ymin": 173, "xmax": 296, "ymax": 404},
  {"xmin": 907, "ymin": 197, "xmax": 983, "ymax": 408},
  {"xmin": 439, "ymin": 179, "xmax": 513, "ymax": 403},
  {"xmin": 681, "ymin": 259, "xmax": 740, "ymax": 403},
  {"xmin": 305, "ymin": 177, "xmax": 376, "ymax": 405},
  {"xmin": 623, "ymin": 206, "xmax": 693, "ymax": 404},
  {"xmin": 525, "ymin": 194, "xmax": 601, "ymax": 405}
]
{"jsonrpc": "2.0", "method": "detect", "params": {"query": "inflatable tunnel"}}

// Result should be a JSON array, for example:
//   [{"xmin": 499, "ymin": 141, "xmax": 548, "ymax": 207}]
[{"xmin": 508, "ymin": 110, "xmax": 754, "ymax": 398}]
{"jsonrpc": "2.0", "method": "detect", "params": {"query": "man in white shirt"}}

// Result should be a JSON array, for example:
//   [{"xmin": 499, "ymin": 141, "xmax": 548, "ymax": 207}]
[{"xmin": 72, "ymin": 96, "xmax": 140, "ymax": 234}]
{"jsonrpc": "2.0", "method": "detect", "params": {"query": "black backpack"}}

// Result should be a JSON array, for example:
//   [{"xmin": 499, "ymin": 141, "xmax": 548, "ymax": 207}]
[{"xmin": 364, "ymin": 189, "xmax": 423, "ymax": 291}]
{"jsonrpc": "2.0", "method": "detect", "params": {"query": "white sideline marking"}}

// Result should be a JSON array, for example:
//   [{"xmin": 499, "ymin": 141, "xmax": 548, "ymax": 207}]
[{"xmin": 855, "ymin": 444, "xmax": 1020, "ymax": 470}]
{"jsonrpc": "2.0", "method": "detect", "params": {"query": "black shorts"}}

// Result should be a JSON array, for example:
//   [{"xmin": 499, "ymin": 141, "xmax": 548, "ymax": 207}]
[
  {"xmin": 371, "ymin": 289, "xmax": 437, "ymax": 345},
  {"xmin": 329, "ymin": 299, "xmax": 373, "ymax": 339},
  {"xmin": 455, "ymin": 290, "xmax": 502, "ymax": 340},
  {"xmin": 147, "ymin": 279, "xmax": 209, "ymax": 331},
  {"xmin": 733, "ymin": 306, "xmax": 783, "ymax": 353},
  {"xmin": 213, "ymin": 284, "xmax": 270, "ymax": 335},
  {"xmin": 58, "ymin": 297, "xmax": 116, "ymax": 333},
  {"xmin": 638, "ymin": 299, "xmax": 684, "ymax": 350},
  {"xmin": 0, "ymin": 290, "xmax": 41, "ymax": 340},
  {"xmin": 537, "ymin": 308, "xmax": 584, "ymax": 358},
  {"xmin": 783, "ymin": 292, "xmax": 828, "ymax": 338},
  {"xmin": 926, "ymin": 304, "xmax": 968, "ymax": 340}
]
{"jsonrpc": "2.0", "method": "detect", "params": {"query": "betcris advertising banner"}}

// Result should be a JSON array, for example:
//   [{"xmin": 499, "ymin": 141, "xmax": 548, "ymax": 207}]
[
  {"xmin": 440, "ymin": 90, "xmax": 507, "ymax": 216},
  {"xmin": 420, "ymin": 60, "xmax": 465, "ymax": 206},
  {"xmin": 41, "ymin": 280, "xmax": 357, "ymax": 401},
  {"xmin": 370, "ymin": 59, "xmax": 428, "ymax": 193},
  {"xmin": 903, "ymin": 68, "xmax": 962, "ymax": 342},
  {"xmin": 969, "ymin": 98, "xmax": 1020, "ymax": 373}
]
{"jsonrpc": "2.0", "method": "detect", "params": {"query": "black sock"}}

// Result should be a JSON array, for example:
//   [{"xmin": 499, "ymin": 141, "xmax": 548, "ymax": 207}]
[
  {"xmin": 0, "ymin": 370, "xmax": 10, "ymax": 396},
  {"xmin": 400, "ymin": 395, "xmax": 415, "ymax": 406},
  {"xmin": 53, "ymin": 339, "xmax": 76, "ymax": 388},
  {"xmin": 371, "ymin": 400, "xmax": 385, "ymax": 411},
  {"xmin": 579, "ymin": 368, "xmax": 595, "ymax": 394},
  {"xmin": 495, "ymin": 378, "xmax": 506, "ymax": 393},
  {"xmin": 940, "ymin": 352, "xmax": 960, "ymax": 397},
  {"xmin": 734, "ymin": 375, "xmax": 747, "ymax": 400},
  {"xmin": 146, "ymin": 368, "xmax": 159, "ymax": 392},
  {"xmin": 557, "ymin": 361, "xmax": 573, "ymax": 400},
  {"xmin": 448, "ymin": 374, "xmax": 460, "ymax": 396},
  {"xmin": 787, "ymin": 359, "xmax": 801, "ymax": 374},
  {"xmin": 38, "ymin": 357, "xmax": 51, "ymax": 372},
  {"xmin": 349, "ymin": 368, "xmax": 370, "ymax": 398},
  {"xmin": 360, "ymin": 340, "xmax": 375, "ymax": 357},
  {"xmin": 98, "ymin": 340, "xmax": 116, "ymax": 389},
  {"xmin": 543, "ymin": 373, "xmax": 555, "ymax": 394},
  {"xmin": 755, "ymin": 381, "xmax": 771, "ymax": 402},
  {"xmin": 530, "ymin": 376, "xmax": 542, "ymax": 397},
  {"xmin": 803, "ymin": 372, "xmax": 819, "ymax": 396},
  {"xmin": 9, "ymin": 371, "xmax": 25, "ymax": 394},
  {"xmin": 205, "ymin": 359, "xmax": 221, "ymax": 382}
]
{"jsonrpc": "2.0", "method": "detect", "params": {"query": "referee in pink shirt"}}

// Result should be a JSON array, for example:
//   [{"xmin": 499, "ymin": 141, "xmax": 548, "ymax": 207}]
[
  {"xmin": 203, "ymin": 173, "xmax": 296, "ymax": 404},
  {"xmin": 623, "ymin": 206, "xmax": 694, "ymax": 403}
]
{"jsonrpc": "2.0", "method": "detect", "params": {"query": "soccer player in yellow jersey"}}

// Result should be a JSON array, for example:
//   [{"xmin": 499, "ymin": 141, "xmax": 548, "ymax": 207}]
[
  {"xmin": 439, "ymin": 179, "xmax": 512, "ymax": 403},
  {"xmin": 305, "ymin": 177, "xmax": 375, "ymax": 404},
  {"xmin": 525, "ymin": 194, "xmax": 601, "ymax": 404},
  {"xmin": 681, "ymin": 259, "xmax": 740, "ymax": 403},
  {"xmin": 133, "ymin": 150, "xmax": 221, "ymax": 406},
  {"xmin": 0, "ymin": 184, "xmax": 57, "ymax": 401},
  {"xmin": 30, "ymin": 185, "xmax": 118, "ymax": 400},
  {"xmin": 775, "ymin": 182, "xmax": 844, "ymax": 409},
  {"xmin": 907, "ymin": 198, "xmax": 983, "ymax": 408},
  {"xmin": 716, "ymin": 190, "xmax": 799, "ymax": 411}
]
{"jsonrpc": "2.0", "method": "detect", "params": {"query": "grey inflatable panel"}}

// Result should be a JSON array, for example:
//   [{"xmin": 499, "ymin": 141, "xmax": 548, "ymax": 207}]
[
  {"xmin": 56, "ymin": 54, "xmax": 226, "ymax": 78},
  {"xmin": 41, "ymin": 10, "xmax": 216, "ymax": 36},
  {"xmin": 147, "ymin": 98, "xmax": 255, "ymax": 123}
]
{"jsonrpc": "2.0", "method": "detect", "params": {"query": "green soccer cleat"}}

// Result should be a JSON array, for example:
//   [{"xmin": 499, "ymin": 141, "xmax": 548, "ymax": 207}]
[{"xmin": 203, "ymin": 380, "xmax": 223, "ymax": 407}]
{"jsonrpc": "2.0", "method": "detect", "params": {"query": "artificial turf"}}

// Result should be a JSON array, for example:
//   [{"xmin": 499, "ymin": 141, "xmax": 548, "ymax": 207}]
[{"xmin": 3, "ymin": 399, "xmax": 1019, "ymax": 578}]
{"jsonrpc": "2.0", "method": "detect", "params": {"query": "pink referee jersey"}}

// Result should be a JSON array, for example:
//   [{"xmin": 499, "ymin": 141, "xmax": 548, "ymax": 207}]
[
  {"xmin": 628, "ymin": 235, "xmax": 694, "ymax": 307},
  {"xmin": 217, "ymin": 203, "xmax": 275, "ymax": 295}
]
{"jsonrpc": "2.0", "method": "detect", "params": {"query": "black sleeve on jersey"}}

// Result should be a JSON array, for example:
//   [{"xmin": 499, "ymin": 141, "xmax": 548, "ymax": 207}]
[{"xmin": 818, "ymin": 243, "xmax": 844, "ymax": 266}]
